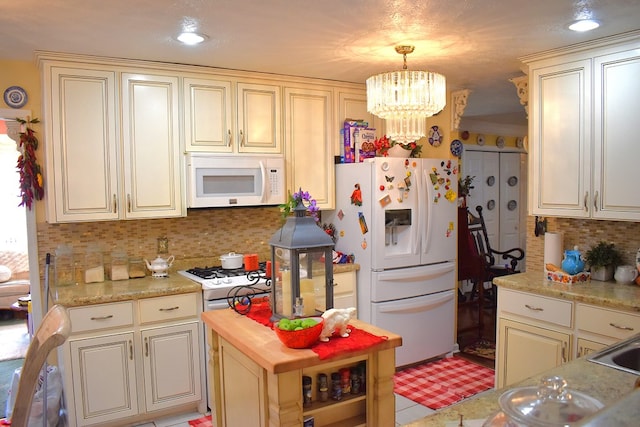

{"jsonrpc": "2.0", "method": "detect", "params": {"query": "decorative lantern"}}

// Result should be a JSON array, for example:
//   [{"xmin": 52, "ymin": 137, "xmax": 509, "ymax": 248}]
[{"xmin": 270, "ymin": 202, "xmax": 334, "ymax": 321}]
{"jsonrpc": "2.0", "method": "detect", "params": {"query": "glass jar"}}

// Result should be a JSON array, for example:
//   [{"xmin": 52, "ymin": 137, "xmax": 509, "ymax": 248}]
[
  {"xmin": 128, "ymin": 257, "xmax": 146, "ymax": 278},
  {"xmin": 54, "ymin": 244, "xmax": 74, "ymax": 286},
  {"xmin": 302, "ymin": 376, "xmax": 312, "ymax": 407},
  {"xmin": 317, "ymin": 373, "xmax": 329, "ymax": 402},
  {"xmin": 110, "ymin": 249, "xmax": 129, "ymax": 281},
  {"xmin": 84, "ymin": 244, "xmax": 105, "ymax": 283}
]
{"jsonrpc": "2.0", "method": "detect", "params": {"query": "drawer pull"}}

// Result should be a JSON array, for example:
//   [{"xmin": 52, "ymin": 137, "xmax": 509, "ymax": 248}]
[
  {"xmin": 145, "ymin": 337, "xmax": 149, "ymax": 357},
  {"xmin": 159, "ymin": 306, "xmax": 180, "ymax": 312},
  {"xmin": 525, "ymin": 304, "xmax": 544, "ymax": 312},
  {"xmin": 610, "ymin": 323, "xmax": 634, "ymax": 331},
  {"xmin": 90, "ymin": 314, "xmax": 114, "ymax": 321}
]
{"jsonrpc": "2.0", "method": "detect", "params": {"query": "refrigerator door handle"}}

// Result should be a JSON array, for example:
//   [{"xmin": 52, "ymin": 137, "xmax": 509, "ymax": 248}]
[
  {"xmin": 422, "ymin": 168, "xmax": 433, "ymax": 254},
  {"xmin": 413, "ymin": 167, "xmax": 422, "ymax": 255}
]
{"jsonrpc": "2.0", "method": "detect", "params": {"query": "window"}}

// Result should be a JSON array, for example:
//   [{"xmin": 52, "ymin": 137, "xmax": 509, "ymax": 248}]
[{"xmin": 0, "ymin": 119, "xmax": 29, "ymax": 280}]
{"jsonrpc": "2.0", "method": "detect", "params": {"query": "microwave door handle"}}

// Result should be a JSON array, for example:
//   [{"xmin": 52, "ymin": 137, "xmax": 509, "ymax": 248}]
[{"xmin": 259, "ymin": 161, "xmax": 267, "ymax": 203}]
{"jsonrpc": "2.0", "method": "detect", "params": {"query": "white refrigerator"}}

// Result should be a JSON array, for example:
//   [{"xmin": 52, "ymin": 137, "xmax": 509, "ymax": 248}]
[{"xmin": 325, "ymin": 157, "xmax": 458, "ymax": 366}]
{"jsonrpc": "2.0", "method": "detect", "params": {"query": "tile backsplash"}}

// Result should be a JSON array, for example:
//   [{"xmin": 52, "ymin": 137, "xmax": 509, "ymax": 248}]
[
  {"xmin": 36, "ymin": 207, "xmax": 284, "ymax": 277},
  {"xmin": 525, "ymin": 216, "xmax": 640, "ymax": 271}
]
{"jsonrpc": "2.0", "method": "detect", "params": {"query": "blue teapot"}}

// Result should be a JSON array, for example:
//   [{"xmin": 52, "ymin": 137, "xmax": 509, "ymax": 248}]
[{"xmin": 561, "ymin": 247, "xmax": 585, "ymax": 275}]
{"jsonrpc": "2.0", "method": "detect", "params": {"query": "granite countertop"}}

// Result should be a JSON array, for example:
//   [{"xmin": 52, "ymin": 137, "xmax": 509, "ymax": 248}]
[
  {"xmin": 493, "ymin": 269, "xmax": 640, "ymax": 312},
  {"xmin": 51, "ymin": 274, "xmax": 200, "ymax": 307}
]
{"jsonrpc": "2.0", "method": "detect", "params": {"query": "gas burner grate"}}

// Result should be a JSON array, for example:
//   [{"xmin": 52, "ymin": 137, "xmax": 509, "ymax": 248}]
[{"xmin": 187, "ymin": 262, "xmax": 267, "ymax": 280}]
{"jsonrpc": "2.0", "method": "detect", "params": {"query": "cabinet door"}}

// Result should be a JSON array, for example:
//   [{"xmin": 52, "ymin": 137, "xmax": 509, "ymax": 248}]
[
  {"xmin": 497, "ymin": 318, "xmax": 570, "ymax": 388},
  {"xmin": 141, "ymin": 322, "xmax": 202, "ymax": 411},
  {"xmin": 284, "ymin": 86, "xmax": 335, "ymax": 209},
  {"xmin": 529, "ymin": 59, "xmax": 592, "ymax": 217},
  {"xmin": 69, "ymin": 333, "xmax": 138, "ymax": 426},
  {"xmin": 121, "ymin": 73, "xmax": 184, "ymax": 219},
  {"xmin": 236, "ymin": 82, "xmax": 281, "ymax": 153},
  {"xmin": 46, "ymin": 67, "xmax": 119, "ymax": 222},
  {"xmin": 336, "ymin": 89, "xmax": 381, "ymax": 149},
  {"xmin": 576, "ymin": 337, "xmax": 607, "ymax": 358},
  {"xmin": 333, "ymin": 271, "xmax": 357, "ymax": 313},
  {"xmin": 593, "ymin": 49, "xmax": 640, "ymax": 220},
  {"xmin": 184, "ymin": 77, "xmax": 233, "ymax": 152}
]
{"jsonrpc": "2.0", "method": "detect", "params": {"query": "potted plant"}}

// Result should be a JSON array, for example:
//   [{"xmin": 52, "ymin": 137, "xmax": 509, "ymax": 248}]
[
  {"xmin": 584, "ymin": 241, "xmax": 623, "ymax": 281},
  {"xmin": 458, "ymin": 175, "xmax": 475, "ymax": 207}
]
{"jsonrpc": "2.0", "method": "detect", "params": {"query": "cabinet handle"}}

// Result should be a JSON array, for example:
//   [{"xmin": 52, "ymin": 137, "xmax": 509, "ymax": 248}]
[
  {"xmin": 584, "ymin": 192, "xmax": 589, "ymax": 211},
  {"xmin": 578, "ymin": 346, "xmax": 583, "ymax": 358},
  {"xmin": 145, "ymin": 337, "xmax": 149, "ymax": 357},
  {"xmin": 524, "ymin": 304, "xmax": 543, "ymax": 312},
  {"xmin": 227, "ymin": 129, "xmax": 232, "ymax": 147},
  {"xmin": 594, "ymin": 191, "xmax": 599, "ymax": 211},
  {"xmin": 333, "ymin": 281, "xmax": 338, "ymax": 287},
  {"xmin": 610, "ymin": 322, "xmax": 634, "ymax": 331},
  {"xmin": 159, "ymin": 306, "xmax": 179, "ymax": 312},
  {"xmin": 90, "ymin": 314, "xmax": 114, "ymax": 321},
  {"xmin": 128, "ymin": 340, "xmax": 133, "ymax": 360},
  {"xmin": 561, "ymin": 342, "xmax": 567, "ymax": 363},
  {"xmin": 112, "ymin": 194, "xmax": 117, "ymax": 213},
  {"xmin": 127, "ymin": 194, "xmax": 131, "ymax": 212},
  {"xmin": 239, "ymin": 130, "xmax": 245, "ymax": 146}
]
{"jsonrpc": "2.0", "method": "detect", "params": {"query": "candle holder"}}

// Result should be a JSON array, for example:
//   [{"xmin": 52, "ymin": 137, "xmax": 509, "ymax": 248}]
[{"xmin": 270, "ymin": 202, "xmax": 334, "ymax": 321}]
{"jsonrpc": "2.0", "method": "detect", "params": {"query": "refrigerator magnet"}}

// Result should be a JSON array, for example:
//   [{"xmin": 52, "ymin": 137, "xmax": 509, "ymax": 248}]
[
  {"xmin": 350, "ymin": 184, "xmax": 362, "ymax": 206},
  {"xmin": 379, "ymin": 194, "xmax": 392, "ymax": 207},
  {"xmin": 358, "ymin": 212, "xmax": 368, "ymax": 234},
  {"xmin": 337, "ymin": 209, "xmax": 344, "ymax": 220},
  {"xmin": 361, "ymin": 238, "xmax": 367, "ymax": 249}
]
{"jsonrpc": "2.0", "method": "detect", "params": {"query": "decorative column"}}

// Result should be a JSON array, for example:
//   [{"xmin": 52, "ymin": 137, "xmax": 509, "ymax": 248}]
[
  {"xmin": 5, "ymin": 119, "xmax": 22, "ymax": 145},
  {"xmin": 450, "ymin": 89, "xmax": 470, "ymax": 130},
  {"xmin": 509, "ymin": 75, "xmax": 529, "ymax": 118}
]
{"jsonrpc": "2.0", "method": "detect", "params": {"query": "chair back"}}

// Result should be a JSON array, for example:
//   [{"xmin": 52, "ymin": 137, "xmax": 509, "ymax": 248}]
[
  {"xmin": 466, "ymin": 206, "xmax": 497, "ymax": 267},
  {"xmin": 10, "ymin": 304, "xmax": 71, "ymax": 427}
]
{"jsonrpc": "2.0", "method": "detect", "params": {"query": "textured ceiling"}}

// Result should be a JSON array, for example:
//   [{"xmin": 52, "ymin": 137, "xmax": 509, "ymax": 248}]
[{"xmin": 1, "ymin": 0, "xmax": 639, "ymax": 130}]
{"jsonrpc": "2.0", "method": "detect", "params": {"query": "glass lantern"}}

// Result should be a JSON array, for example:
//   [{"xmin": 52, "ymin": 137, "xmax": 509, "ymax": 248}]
[{"xmin": 270, "ymin": 202, "xmax": 334, "ymax": 321}]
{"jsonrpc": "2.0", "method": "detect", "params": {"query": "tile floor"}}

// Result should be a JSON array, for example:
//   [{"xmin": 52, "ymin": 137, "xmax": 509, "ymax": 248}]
[{"xmin": 143, "ymin": 394, "xmax": 435, "ymax": 427}]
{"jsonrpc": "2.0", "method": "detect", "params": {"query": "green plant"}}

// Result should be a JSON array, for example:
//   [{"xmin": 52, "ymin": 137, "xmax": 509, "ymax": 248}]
[
  {"xmin": 458, "ymin": 175, "xmax": 475, "ymax": 198},
  {"xmin": 584, "ymin": 241, "xmax": 623, "ymax": 269}
]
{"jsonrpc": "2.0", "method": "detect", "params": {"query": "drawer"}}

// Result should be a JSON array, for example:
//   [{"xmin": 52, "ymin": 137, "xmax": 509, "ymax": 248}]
[
  {"xmin": 333, "ymin": 271, "xmax": 356, "ymax": 296},
  {"xmin": 498, "ymin": 288, "xmax": 573, "ymax": 328},
  {"xmin": 576, "ymin": 304, "xmax": 640, "ymax": 340},
  {"xmin": 69, "ymin": 301, "xmax": 134, "ymax": 333},
  {"xmin": 139, "ymin": 293, "xmax": 198, "ymax": 324}
]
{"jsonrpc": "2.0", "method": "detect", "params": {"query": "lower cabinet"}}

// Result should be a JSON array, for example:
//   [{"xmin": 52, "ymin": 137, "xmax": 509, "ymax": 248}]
[
  {"xmin": 60, "ymin": 294, "xmax": 204, "ymax": 426},
  {"xmin": 333, "ymin": 270, "xmax": 357, "ymax": 313},
  {"xmin": 497, "ymin": 318, "xmax": 570, "ymax": 388}
]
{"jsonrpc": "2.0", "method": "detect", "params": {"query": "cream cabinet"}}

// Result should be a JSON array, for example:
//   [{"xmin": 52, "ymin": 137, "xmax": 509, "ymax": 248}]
[
  {"xmin": 183, "ymin": 77, "xmax": 282, "ymax": 154},
  {"xmin": 575, "ymin": 303, "xmax": 640, "ymax": 357},
  {"xmin": 525, "ymin": 33, "xmax": 640, "ymax": 220},
  {"xmin": 496, "ymin": 288, "xmax": 572, "ymax": 388},
  {"xmin": 333, "ymin": 270, "xmax": 357, "ymax": 313},
  {"xmin": 41, "ymin": 62, "xmax": 185, "ymax": 222},
  {"xmin": 60, "ymin": 294, "xmax": 204, "ymax": 426},
  {"xmin": 284, "ymin": 86, "xmax": 335, "ymax": 209}
]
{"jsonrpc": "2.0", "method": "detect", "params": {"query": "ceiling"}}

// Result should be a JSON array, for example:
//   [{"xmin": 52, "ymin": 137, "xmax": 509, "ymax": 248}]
[{"xmin": 1, "ymin": 0, "xmax": 639, "ymax": 133}]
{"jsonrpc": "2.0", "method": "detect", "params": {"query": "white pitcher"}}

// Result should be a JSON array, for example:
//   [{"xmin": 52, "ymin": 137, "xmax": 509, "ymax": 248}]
[{"xmin": 614, "ymin": 265, "xmax": 638, "ymax": 284}]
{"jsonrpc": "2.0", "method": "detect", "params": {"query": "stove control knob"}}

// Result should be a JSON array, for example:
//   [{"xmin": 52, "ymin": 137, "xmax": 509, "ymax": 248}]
[{"xmin": 223, "ymin": 278, "xmax": 232, "ymax": 284}]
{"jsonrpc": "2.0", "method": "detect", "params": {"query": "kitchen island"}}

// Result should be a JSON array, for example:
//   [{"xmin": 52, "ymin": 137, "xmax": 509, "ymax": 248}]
[{"xmin": 201, "ymin": 308, "xmax": 402, "ymax": 427}]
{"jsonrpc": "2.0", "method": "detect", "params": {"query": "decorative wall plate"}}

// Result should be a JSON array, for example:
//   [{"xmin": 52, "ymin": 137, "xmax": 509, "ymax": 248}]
[
  {"xmin": 486, "ymin": 175, "xmax": 495, "ymax": 186},
  {"xmin": 3, "ymin": 86, "xmax": 27, "ymax": 108},
  {"xmin": 487, "ymin": 199, "xmax": 496, "ymax": 210},
  {"xmin": 428, "ymin": 125, "xmax": 443, "ymax": 147},
  {"xmin": 507, "ymin": 200, "xmax": 517, "ymax": 211},
  {"xmin": 516, "ymin": 137, "xmax": 524, "ymax": 148},
  {"xmin": 508, "ymin": 176, "xmax": 518, "ymax": 186},
  {"xmin": 496, "ymin": 136, "xmax": 505, "ymax": 148},
  {"xmin": 476, "ymin": 134, "xmax": 485, "ymax": 146},
  {"xmin": 450, "ymin": 139, "xmax": 463, "ymax": 157}
]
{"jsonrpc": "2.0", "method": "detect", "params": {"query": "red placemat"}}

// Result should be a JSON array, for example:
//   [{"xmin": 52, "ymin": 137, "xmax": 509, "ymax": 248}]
[{"xmin": 245, "ymin": 301, "xmax": 388, "ymax": 359}]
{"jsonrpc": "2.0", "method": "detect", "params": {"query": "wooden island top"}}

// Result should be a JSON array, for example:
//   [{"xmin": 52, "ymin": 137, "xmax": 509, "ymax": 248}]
[{"xmin": 201, "ymin": 308, "xmax": 402, "ymax": 374}]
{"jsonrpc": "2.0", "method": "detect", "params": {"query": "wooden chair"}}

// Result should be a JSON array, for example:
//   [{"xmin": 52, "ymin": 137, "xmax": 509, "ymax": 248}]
[{"xmin": 8, "ymin": 304, "xmax": 71, "ymax": 427}]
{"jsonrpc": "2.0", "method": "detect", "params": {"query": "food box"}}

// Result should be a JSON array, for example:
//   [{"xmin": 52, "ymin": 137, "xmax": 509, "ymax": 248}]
[
  {"xmin": 343, "ymin": 119, "xmax": 368, "ymax": 163},
  {"xmin": 356, "ymin": 127, "xmax": 376, "ymax": 162},
  {"xmin": 545, "ymin": 268, "xmax": 591, "ymax": 284}
]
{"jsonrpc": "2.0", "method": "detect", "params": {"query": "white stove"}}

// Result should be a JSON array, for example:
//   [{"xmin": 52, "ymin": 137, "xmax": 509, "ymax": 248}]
[{"xmin": 178, "ymin": 263, "xmax": 271, "ymax": 308}]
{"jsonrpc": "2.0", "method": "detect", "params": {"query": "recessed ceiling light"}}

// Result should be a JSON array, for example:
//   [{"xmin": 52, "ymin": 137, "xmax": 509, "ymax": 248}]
[
  {"xmin": 177, "ymin": 32, "xmax": 207, "ymax": 45},
  {"xmin": 569, "ymin": 19, "xmax": 600, "ymax": 32}
]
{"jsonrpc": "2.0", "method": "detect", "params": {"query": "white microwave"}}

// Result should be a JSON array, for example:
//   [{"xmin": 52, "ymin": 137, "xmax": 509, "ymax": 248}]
[{"xmin": 186, "ymin": 154, "xmax": 286, "ymax": 208}]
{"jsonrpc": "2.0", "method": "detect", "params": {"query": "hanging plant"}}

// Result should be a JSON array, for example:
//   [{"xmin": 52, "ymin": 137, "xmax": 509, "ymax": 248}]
[{"xmin": 15, "ymin": 117, "xmax": 44, "ymax": 209}]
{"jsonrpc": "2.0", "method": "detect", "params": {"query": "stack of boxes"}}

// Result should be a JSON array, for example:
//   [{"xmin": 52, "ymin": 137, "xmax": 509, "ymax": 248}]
[{"xmin": 341, "ymin": 119, "xmax": 376, "ymax": 163}]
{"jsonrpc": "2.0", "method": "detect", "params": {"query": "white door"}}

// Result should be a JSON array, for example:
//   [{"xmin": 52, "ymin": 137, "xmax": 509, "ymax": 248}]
[{"xmin": 499, "ymin": 153, "xmax": 521, "ymax": 255}]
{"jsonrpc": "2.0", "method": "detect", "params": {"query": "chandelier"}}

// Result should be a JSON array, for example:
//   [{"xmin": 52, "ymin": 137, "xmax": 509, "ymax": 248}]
[{"xmin": 366, "ymin": 45, "xmax": 446, "ymax": 144}]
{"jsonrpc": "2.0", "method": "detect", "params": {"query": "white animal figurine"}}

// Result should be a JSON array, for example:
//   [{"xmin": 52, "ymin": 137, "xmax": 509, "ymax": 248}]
[{"xmin": 319, "ymin": 307, "xmax": 357, "ymax": 342}]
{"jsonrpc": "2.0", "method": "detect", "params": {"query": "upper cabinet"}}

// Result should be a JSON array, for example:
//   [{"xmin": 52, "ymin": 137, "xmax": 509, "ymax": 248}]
[
  {"xmin": 524, "ymin": 32, "xmax": 640, "ymax": 221},
  {"xmin": 183, "ymin": 77, "xmax": 282, "ymax": 154},
  {"xmin": 41, "ymin": 61, "xmax": 185, "ymax": 223}
]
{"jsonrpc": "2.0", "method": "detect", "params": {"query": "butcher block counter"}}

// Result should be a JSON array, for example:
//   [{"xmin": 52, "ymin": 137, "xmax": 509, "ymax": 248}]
[{"xmin": 201, "ymin": 308, "xmax": 402, "ymax": 427}]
